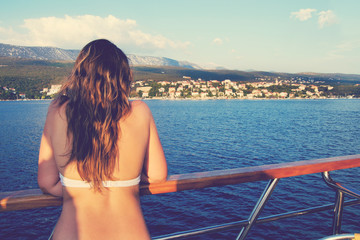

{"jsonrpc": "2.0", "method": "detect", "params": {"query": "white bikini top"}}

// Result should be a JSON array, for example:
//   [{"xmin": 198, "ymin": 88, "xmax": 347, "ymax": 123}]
[{"xmin": 59, "ymin": 173, "xmax": 141, "ymax": 188}]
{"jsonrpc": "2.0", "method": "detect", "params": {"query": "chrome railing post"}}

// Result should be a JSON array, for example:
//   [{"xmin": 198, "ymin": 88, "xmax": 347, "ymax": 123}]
[
  {"xmin": 332, "ymin": 190, "xmax": 344, "ymax": 234},
  {"xmin": 322, "ymin": 171, "xmax": 349, "ymax": 235},
  {"xmin": 236, "ymin": 178, "xmax": 279, "ymax": 240}
]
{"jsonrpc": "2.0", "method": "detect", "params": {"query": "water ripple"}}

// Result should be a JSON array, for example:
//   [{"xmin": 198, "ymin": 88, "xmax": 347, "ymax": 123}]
[{"xmin": 1, "ymin": 99, "xmax": 360, "ymax": 240}]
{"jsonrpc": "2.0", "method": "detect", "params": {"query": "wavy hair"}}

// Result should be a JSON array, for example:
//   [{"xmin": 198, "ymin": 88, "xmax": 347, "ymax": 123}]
[{"xmin": 56, "ymin": 39, "xmax": 132, "ymax": 191}]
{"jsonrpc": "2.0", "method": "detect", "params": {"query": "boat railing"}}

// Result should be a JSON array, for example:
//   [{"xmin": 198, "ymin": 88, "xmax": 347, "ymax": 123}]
[{"xmin": 1, "ymin": 154, "xmax": 360, "ymax": 239}]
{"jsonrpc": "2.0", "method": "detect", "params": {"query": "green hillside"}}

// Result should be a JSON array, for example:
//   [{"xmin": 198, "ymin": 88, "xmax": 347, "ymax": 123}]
[
  {"xmin": 0, "ymin": 57, "xmax": 258, "ymax": 98},
  {"xmin": 0, "ymin": 57, "xmax": 72, "ymax": 98},
  {"xmin": 1, "ymin": 56, "xmax": 360, "ymax": 99},
  {"xmin": 132, "ymin": 66, "xmax": 254, "ymax": 82}
]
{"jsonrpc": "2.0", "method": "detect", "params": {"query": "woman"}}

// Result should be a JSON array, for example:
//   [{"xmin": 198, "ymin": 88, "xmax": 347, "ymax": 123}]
[{"xmin": 38, "ymin": 39, "xmax": 167, "ymax": 240}]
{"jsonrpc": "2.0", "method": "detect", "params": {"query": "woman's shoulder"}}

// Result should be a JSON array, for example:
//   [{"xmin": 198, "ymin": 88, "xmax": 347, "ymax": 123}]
[
  {"xmin": 130, "ymin": 100, "xmax": 151, "ymax": 115},
  {"xmin": 42, "ymin": 99, "xmax": 68, "ymax": 137},
  {"xmin": 126, "ymin": 100, "xmax": 153, "ymax": 124},
  {"xmin": 43, "ymin": 100, "xmax": 68, "ymax": 131},
  {"xmin": 47, "ymin": 99, "xmax": 67, "ymax": 118}
]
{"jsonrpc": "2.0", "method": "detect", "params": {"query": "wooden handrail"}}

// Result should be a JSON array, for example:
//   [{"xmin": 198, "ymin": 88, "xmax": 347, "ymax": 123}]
[{"xmin": 1, "ymin": 154, "xmax": 360, "ymax": 212}]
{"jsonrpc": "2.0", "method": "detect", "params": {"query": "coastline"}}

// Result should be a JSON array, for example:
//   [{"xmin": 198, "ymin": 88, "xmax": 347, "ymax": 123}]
[
  {"xmin": 1, "ymin": 97, "xmax": 358, "ymax": 102},
  {"xmin": 0, "ymin": 98, "xmax": 52, "ymax": 102},
  {"xmin": 130, "ymin": 96, "xmax": 359, "ymax": 101}
]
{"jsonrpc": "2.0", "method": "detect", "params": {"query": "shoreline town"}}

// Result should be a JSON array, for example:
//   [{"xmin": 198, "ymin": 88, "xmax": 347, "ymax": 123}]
[
  {"xmin": 132, "ymin": 76, "xmax": 359, "ymax": 100},
  {"xmin": 1, "ymin": 76, "xmax": 360, "ymax": 100}
]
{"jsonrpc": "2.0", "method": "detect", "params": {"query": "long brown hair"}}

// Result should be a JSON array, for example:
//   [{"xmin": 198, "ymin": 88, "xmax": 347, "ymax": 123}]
[{"xmin": 57, "ymin": 39, "xmax": 132, "ymax": 190}]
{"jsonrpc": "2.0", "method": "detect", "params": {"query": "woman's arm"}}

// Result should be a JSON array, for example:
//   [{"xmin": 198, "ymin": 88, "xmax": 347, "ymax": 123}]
[
  {"xmin": 37, "ymin": 104, "xmax": 63, "ymax": 197},
  {"xmin": 142, "ymin": 109, "xmax": 168, "ymax": 183}
]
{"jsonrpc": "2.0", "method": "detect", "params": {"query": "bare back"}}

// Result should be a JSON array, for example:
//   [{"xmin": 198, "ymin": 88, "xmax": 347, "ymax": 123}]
[{"xmin": 38, "ymin": 100, "xmax": 167, "ymax": 240}]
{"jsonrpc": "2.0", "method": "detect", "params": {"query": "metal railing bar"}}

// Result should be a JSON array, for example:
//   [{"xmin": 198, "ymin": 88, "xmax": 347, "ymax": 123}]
[
  {"xmin": 153, "ymin": 199, "xmax": 360, "ymax": 240},
  {"xmin": 318, "ymin": 233, "xmax": 359, "ymax": 240},
  {"xmin": 333, "ymin": 191, "xmax": 345, "ymax": 235},
  {"xmin": 257, "ymin": 199, "xmax": 360, "ymax": 224},
  {"xmin": 236, "ymin": 178, "xmax": 279, "ymax": 240},
  {"xmin": 322, "ymin": 172, "xmax": 360, "ymax": 201},
  {"xmin": 322, "ymin": 171, "xmax": 360, "ymax": 235}
]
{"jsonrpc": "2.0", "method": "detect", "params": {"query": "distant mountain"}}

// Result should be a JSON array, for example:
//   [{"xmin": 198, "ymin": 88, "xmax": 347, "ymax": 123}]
[
  {"xmin": 0, "ymin": 43, "xmax": 78, "ymax": 61},
  {"xmin": 1, "ymin": 43, "xmax": 360, "ymax": 84},
  {"xmin": 127, "ymin": 54, "xmax": 201, "ymax": 69},
  {"xmin": 0, "ymin": 43, "xmax": 201, "ymax": 69}
]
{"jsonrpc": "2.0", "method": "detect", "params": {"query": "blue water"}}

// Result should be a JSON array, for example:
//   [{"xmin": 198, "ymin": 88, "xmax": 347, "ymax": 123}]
[{"xmin": 0, "ymin": 99, "xmax": 359, "ymax": 239}]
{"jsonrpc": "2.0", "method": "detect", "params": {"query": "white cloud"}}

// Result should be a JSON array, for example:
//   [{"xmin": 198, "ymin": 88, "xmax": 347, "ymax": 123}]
[
  {"xmin": 0, "ymin": 15, "xmax": 189, "ymax": 51},
  {"xmin": 318, "ymin": 10, "xmax": 337, "ymax": 28},
  {"xmin": 291, "ymin": 9, "xmax": 338, "ymax": 29},
  {"xmin": 0, "ymin": 25, "xmax": 20, "ymax": 42},
  {"xmin": 212, "ymin": 38, "xmax": 223, "ymax": 45},
  {"xmin": 291, "ymin": 9, "xmax": 317, "ymax": 21},
  {"xmin": 338, "ymin": 40, "xmax": 360, "ymax": 51},
  {"xmin": 201, "ymin": 61, "xmax": 224, "ymax": 69},
  {"xmin": 327, "ymin": 40, "xmax": 360, "ymax": 59}
]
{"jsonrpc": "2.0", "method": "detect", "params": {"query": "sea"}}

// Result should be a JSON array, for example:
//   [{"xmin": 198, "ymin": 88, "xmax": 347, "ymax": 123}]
[{"xmin": 0, "ymin": 99, "xmax": 359, "ymax": 240}]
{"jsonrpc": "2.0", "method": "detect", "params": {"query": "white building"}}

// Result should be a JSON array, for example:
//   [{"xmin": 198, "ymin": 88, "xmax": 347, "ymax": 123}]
[
  {"xmin": 136, "ymin": 86, "xmax": 152, "ymax": 93},
  {"xmin": 47, "ymin": 85, "xmax": 62, "ymax": 96},
  {"xmin": 279, "ymin": 92, "xmax": 288, "ymax": 98},
  {"xmin": 200, "ymin": 92, "xmax": 208, "ymax": 98},
  {"xmin": 192, "ymin": 92, "xmax": 199, "ymax": 97},
  {"xmin": 225, "ymin": 89, "xmax": 233, "ymax": 96},
  {"xmin": 237, "ymin": 91, "xmax": 244, "ymax": 98},
  {"xmin": 168, "ymin": 87, "xmax": 176, "ymax": 93}
]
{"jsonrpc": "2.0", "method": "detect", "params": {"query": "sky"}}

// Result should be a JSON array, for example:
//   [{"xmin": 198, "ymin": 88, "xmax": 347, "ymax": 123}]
[{"xmin": 0, "ymin": 0, "xmax": 359, "ymax": 74}]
